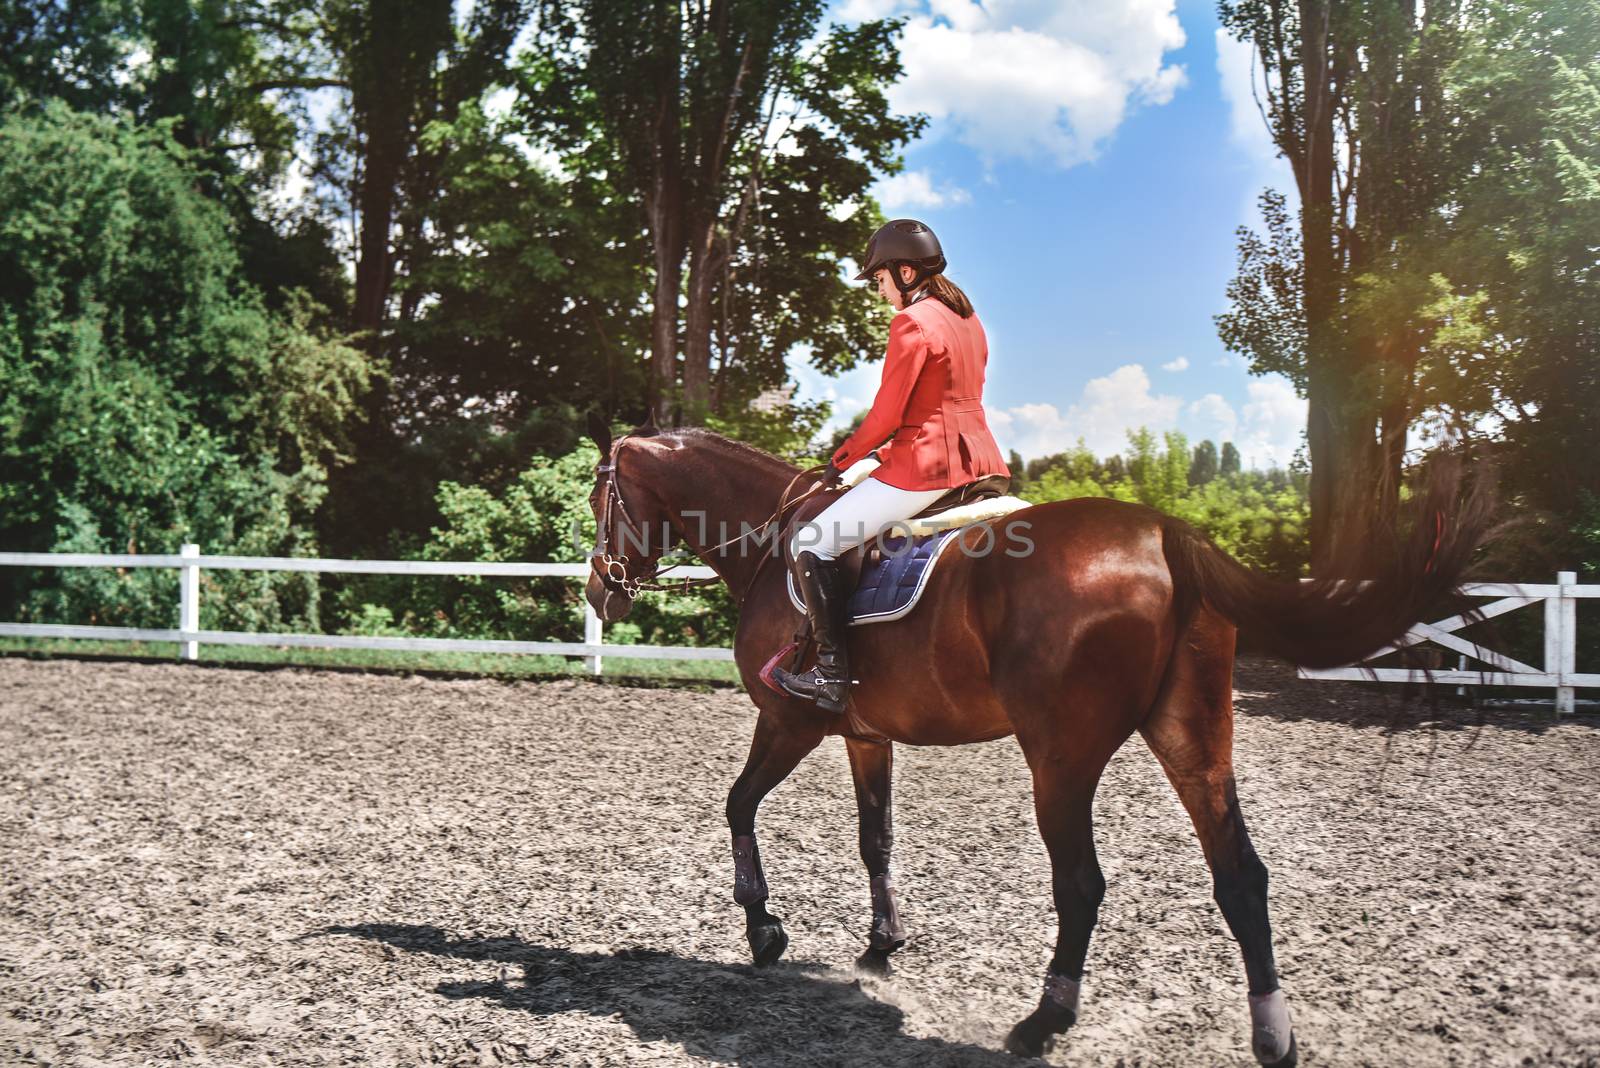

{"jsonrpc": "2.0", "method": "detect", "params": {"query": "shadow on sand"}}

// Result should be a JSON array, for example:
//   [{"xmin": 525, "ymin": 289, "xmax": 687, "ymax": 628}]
[
  {"xmin": 322, "ymin": 923, "xmax": 1021, "ymax": 1067},
  {"xmin": 1231, "ymin": 657, "xmax": 1596, "ymax": 737}
]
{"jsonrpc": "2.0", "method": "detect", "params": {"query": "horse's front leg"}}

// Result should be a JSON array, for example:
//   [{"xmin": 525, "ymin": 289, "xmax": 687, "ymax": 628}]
[
  {"xmin": 846, "ymin": 736, "xmax": 907, "ymax": 975},
  {"xmin": 726, "ymin": 711, "xmax": 824, "ymax": 966}
]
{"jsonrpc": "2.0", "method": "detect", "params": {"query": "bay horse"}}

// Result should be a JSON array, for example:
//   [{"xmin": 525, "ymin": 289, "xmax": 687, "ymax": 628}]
[{"xmin": 582, "ymin": 417, "xmax": 1491, "ymax": 1064}]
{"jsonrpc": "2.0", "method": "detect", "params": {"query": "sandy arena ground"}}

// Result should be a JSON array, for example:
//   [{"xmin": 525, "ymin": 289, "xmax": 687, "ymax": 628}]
[{"xmin": 0, "ymin": 655, "xmax": 1597, "ymax": 1067}]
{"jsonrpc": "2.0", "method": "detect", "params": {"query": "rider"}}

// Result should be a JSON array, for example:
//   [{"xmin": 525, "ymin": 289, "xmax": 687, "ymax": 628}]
[{"xmin": 771, "ymin": 218, "xmax": 1011, "ymax": 714}]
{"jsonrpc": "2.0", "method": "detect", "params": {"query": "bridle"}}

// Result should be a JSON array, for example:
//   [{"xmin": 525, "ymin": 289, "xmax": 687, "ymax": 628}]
[{"xmin": 590, "ymin": 434, "xmax": 833, "ymax": 604}]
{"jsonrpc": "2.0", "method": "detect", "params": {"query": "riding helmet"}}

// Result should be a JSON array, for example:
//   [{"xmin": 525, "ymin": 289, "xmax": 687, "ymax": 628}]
[{"xmin": 854, "ymin": 218, "xmax": 947, "ymax": 292}]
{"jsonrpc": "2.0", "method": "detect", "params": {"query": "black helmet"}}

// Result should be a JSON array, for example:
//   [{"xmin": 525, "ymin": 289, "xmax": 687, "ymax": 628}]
[{"xmin": 854, "ymin": 218, "xmax": 947, "ymax": 294}]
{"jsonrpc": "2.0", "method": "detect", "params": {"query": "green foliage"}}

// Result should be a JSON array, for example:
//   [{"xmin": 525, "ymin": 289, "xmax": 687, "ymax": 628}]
[
  {"xmin": 1220, "ymin": 441, "xmax": 1242, "ymax": 478},
  {"xmin": 1443, "ymin": 0, "xmax": 1600, "ymax": 520},
  {"xmin": 525, "ymin": 0, "xmax": 920, "ymax": 418},
  {"xmin": 1215, "ymin": 188, "xmax": 1305, "ymax": 390},
  {"xmin": 1016, "ymin": 430, "xmax": 1311, "ymax": 576},
  {"xmin": 339, "ymin": 442, "xmax": 740, "ymax": 649},
  {"xmin": 705, "ymin": 396, "xmax": 833, "ymax": 465},
  {"xmin": 0, "ymin": 100, "xmax": 372, "ymax": 629},
  {"xmin": 1218, "ymin": 0, "xmax": 1600, "ymax": 571},
  {"xmin": 1575, "ymin": 493, "xmax": 1600, "ymax": 582},
  {"xmin": 1189, "ymin": 439, "xmax": 1219, "ymax": 485}
]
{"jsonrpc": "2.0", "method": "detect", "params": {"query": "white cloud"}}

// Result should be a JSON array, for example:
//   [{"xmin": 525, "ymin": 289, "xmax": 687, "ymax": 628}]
[
  {"xmin": 1185, "ymin": 392, "xmax": 1237, "ymax": 442},
  {"xmin": 1161, "ymin": 356, "xmax": 1189, "ymax": 372},
  {"xmin": 988, "ymin": 363, "xmax": 1182, "ymax": 458},
  {"xmin": 1178, "ymin": 379, "xmax": 1303, "ymax": 468},
  {"xmin": 870, "ymin": 1, "xmax": 1187, "ymax": 168},
  {"xmin": 785, "ymin": 346, "xmax": 882, "ymax": 438},
  {"xmin": 1214, "ymin": 28, "xmax": 1276, "ymax": 162},
  {"xmin": 872, "ymin": 169, "xmax": 972, "ymax": 211},
  {"xmin": 982, "ymin": 366, "xmax": 1303, "ymax": 468},
  {"xmin": 1215, "ymin": 26, "xmax": 1297, "ymax": 222},
  {"xmin": 1234, "ymin": 376, "xmax": 1304, "ymax": 469},
  {"xmin": 836, "ymin": 0, "xmax": 911, "ymax": 20}
]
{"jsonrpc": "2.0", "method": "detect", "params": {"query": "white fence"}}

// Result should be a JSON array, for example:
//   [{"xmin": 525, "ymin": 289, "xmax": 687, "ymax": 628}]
[
  {"xmin": 1299, "ymin": 572, "xmax": 1594, "ymax": 715},
  {"xmin": 2, "ymin": 552, "xmax": 1590, "ymax": 706},
  {"xmin": 0, "ymin": 547, "xmax": 734, "ymax": 677}
]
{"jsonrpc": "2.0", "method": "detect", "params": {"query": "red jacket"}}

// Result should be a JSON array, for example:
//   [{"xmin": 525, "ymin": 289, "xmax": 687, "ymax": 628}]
[{"xmin": 831, "ymin": 295, "xmax": 1011, "ymax": 491}]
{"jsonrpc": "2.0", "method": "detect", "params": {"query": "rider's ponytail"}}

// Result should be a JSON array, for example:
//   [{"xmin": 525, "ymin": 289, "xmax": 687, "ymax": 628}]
[{"xmin": 926, "ymin": 273, "xmax": 974, "ymax": 318}]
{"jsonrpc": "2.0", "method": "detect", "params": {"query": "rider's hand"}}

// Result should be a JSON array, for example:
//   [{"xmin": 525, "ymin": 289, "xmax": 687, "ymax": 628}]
[{"xmin": 822, "ymin": 461, "xmax": 844, "ymax": 487}]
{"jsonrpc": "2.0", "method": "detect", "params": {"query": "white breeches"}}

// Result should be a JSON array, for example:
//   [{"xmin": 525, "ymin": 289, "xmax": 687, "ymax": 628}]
[{"xmin": 788, "ymin": 476, "xmax": 948, "ymax": 561}]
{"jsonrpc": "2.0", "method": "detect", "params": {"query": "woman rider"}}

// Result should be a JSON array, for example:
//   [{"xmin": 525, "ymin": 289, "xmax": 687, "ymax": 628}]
[{"xmin": 772, "ymin": 218, "xmax": 1011, "ymax": 713}]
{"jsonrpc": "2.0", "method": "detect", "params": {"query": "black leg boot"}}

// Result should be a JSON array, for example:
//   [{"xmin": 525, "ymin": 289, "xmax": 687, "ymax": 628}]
[{"xmin": 772, "ymin": 550, "xmax": 852, "ymax": 714}]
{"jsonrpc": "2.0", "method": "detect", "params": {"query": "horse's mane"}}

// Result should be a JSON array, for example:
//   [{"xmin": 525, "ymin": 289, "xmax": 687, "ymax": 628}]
[{"xmin": 651, "ymin": 425, "xmax": 803, "ymax": 476}]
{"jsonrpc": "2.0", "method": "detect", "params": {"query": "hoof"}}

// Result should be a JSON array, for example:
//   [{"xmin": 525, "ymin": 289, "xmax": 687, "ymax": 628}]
[
  {"xmin": 1258, "ymin": 1031, "xmax": 1298, "ymax": 1068},
  {"xmin": 747, "ymin": 918, "xmax": 789, "ymax": 967},
  {"xmin": 1003, "ymin": 1002, "xmax": 1075, "ymax": 1058},
  {"xmin": 855, "ymin": 946, "xmax": 894, "ymax": 976}
]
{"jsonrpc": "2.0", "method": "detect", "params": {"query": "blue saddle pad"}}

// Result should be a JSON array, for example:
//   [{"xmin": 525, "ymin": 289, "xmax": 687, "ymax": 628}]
[{"xmin": 786, "ymin": 526, "xmax": 965, "ymax": 626}]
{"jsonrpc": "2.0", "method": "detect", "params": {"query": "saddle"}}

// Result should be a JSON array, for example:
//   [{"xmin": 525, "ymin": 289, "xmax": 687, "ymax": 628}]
[
  {"xmin": 785, "ymin": 463, "xmax": 1021, "ymax": 610},
  {"xmin": 767, "ymin": 464, "xmax": 1020, "ymax": 624},
  {"xmin": 759, "ymin": 471, "xmax": 1028, "ymax": 728},
  {"xmin": 907, "ymin": 473, "xmax": 1012, "ymax": 520}
]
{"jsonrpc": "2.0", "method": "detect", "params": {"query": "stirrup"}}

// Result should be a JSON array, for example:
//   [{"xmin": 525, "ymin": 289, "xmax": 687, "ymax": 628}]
[{"xmin": 771, "ymin": 663, "xmax": 851, "ymax": 715}]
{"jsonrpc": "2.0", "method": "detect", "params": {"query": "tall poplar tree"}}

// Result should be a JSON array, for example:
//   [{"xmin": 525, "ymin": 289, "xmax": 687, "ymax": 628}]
[{"xmin": 1216, "ymin": 0, "xmax": 1468, "ymax": 570}]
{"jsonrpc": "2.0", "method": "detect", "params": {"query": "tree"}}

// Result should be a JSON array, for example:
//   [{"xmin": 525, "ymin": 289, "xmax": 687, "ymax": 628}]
[
  {"xmin": 0, "ymin": 1, "xmax": 142, "ymax": 115},
  {"xmin": 0, "ymin": 101, "xmax": 371, "ymax": 626},
  {"xmin": 1012, "ymin": 430, "xmax": 1310, "ymax": 576},
  {"xmin": 1221, "ymin": 441, "xmax": 1242, "ymax": 478},
  {"xmin": 1190, "ymin": 439, "xmax": 1220, "ymax": 485},
  {"xmin": 1442, "ymin": 0, "xmax": 1600, "ymax": 524},
  {"xmin": 535, "ymin": 0, "xmax": 923, "ymax": 424},
  {"xmin": 1216, "ymin": 0, "xmax": 1473, "ymax": 571},
  {"xmin": 314, "ymin": 0, "xmax": 528, "ymax": 340},
  {"xmin": 1125, "ymin": 429, "xmax": 1192, "ymax": 512}
]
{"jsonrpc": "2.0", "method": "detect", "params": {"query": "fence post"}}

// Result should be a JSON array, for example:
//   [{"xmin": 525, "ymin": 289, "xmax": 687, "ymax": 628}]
[
  {"xmin": 1556, "ymin": 570, "xmax": 1576, "ymax": 716},
  {"xmin": 179, "ymin": 543, "xmax": 200, "ymax": 662},
  {"xmin": 584, "ymin": 600, "xmax": 603, "ymax": 677}
]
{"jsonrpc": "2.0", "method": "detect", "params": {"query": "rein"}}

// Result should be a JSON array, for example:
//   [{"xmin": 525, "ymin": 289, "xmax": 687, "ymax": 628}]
[{"xmin": 592, "ymin": 435, "xmax": 831, "ymax": 604}]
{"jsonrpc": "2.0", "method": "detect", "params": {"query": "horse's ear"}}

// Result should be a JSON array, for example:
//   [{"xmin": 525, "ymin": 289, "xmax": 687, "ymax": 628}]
[{"xmin": 586, "ymin": 409, "xmax": 613, "ymax": 457}]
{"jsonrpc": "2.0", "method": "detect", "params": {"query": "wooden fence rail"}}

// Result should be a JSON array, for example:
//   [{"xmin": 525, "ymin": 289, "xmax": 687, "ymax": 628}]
[
  {"xmin": 2, "ymin": 552, "xmax": 1589, "ymax": 707},
  {"xmin": 0, "ymin": 547, "xmax": 734, "ymax": 677},
  {"xmin": 1297, "ymin": 572, "xmax": 1595, "ymax": 715}
]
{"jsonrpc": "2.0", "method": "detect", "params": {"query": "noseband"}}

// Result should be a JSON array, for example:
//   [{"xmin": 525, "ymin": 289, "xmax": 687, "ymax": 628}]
[{"xmin": 593, "ymin": 441, "xmax": 657, "ymax": 600}]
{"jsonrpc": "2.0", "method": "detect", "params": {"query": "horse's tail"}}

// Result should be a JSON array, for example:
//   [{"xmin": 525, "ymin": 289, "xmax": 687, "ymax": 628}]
[{"xmin": 1159, "ymin": 451, "xmax": 1497, "ymax": 670}]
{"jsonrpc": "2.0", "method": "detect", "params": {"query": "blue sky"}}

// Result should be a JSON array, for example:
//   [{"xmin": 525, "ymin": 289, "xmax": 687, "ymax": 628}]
[{"xmin": 792, "ymin": 0, "xmax": 1304, "ymax": 468}]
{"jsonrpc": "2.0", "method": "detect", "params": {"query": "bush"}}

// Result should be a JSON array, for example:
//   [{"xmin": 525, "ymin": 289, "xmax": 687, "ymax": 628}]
[
  {"xmin": 329, "ymin": 441, "xmax": 741, "ymax": 648},
  {"xmin": 0, "ymin": 100, "xmax": 371, "ymax": 631},
  {"xmin": 1016, "ymin": 430, "xmax": 1311, "ymax": 577}
]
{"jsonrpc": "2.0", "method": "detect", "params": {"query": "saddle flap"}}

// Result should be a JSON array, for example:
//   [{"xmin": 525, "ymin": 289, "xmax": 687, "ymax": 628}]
[{"xmin": 785, "ymin": 525, "xmax": 966, "ymax": 627}]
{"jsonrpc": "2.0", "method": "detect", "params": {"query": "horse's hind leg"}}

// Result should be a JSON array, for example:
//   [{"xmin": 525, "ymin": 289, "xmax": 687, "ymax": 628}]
[
  {"xmin": 1140, "ymin": 608, "xmax": 1298, "ymax": 1067},
  {"xmin": 846, "ymin": 737, "xmax": 906, "ymax": 975},
  {"xmin": 726, "ymin": 711, "xmax": 824, "ymax": 966}
]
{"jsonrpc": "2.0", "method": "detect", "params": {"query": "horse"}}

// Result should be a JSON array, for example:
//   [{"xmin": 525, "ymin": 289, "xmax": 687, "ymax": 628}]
[{"xmin": 582, "ymin": 415, "xmax": 1492, "ymax": 1065}]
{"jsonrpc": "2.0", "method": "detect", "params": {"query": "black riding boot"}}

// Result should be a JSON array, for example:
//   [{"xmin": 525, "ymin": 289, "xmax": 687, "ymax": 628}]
[{"xmin": 772, "ymin": 550, "xmax": 851, "ymax": 714}]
